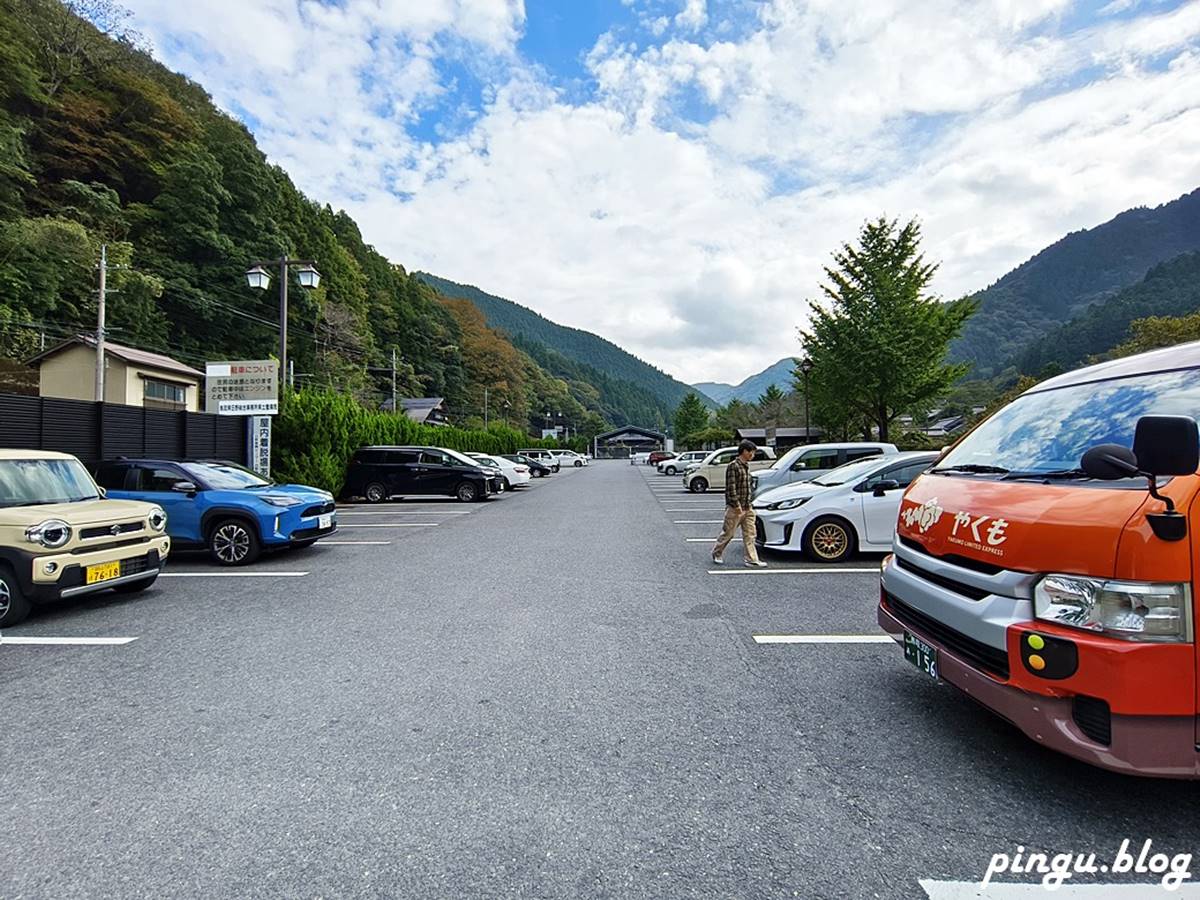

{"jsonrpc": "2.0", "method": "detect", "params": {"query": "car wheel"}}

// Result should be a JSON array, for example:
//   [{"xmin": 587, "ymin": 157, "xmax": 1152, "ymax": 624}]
[
  {"xmin": 0, "ymin": 564, "xmax": 31, "ymax": 627},
  {"xmin": 665, "ymin": 465, "xmax": 677, "ymax": 475},
  {"xmin": 532, "ymin": 470, "xmax": 544, "ymax": 478},
  {"xmin": 364, "ymin": 482, "xmax": 387, "ymax": 504},
  {"xmin": 804, "ymin": 516, "xmax": 856, "ymax": 564},
  {"xmin": 112, "ymin": 573, "xmax": 158, "ymax": 594},
  {"xmin": 574, "ymin": 460, "xmax": 583, "ymax": 468},
  {"xmin": 501, "ymin": 477, "xmax": 513, "ymax": 492},
  {"xmin": 456, "ymin": 481, "xmax": 480, "ymax": 503},
  {"xmin": 208, "ymin": 519, "xmax": 261, "ymax": 566},
  {"xmin": 689, "ymin": 477, "xmax": 708, "ymax": 493}
]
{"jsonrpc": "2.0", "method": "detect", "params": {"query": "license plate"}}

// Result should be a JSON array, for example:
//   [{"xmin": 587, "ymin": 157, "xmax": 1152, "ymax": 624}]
[
  {"xmin": 903, "ymin": 631, "xmax": 939, "ymax": 680},
  {"xmin": 86, "ymin": 561, "xmax": 122, "ymax": 585},
  {"xmin": 319, "ymin": 514, "xmax": 333, "ymax": 530}
]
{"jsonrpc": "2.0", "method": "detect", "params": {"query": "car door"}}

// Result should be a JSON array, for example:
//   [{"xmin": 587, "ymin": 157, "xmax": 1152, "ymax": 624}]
[
  {"xmin": 859, "ymin": 459, "xmax": 933, "ymax": 546},
  {"xmin": 705, "ymin": 450, "xmax": 737, "ymax": 489},
  {"xmin": 416, "ymin": 450, "xmax": 456, "ymax": 494},
  {"xmin": 384, "ymin": 450, "xmax": 419, "ymax": 494},
  {"xmin": 132, "ymin": 463, "xmax": 204, "ymax": 542}
]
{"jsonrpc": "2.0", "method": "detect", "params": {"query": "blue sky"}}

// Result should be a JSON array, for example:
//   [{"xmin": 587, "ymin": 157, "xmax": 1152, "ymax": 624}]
[{"xmin": 118, "ymin": 0, "xmax": 1200, "ymax": 383}]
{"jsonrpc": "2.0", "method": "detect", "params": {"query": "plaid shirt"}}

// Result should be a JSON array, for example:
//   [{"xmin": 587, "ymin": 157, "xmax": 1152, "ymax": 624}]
[{"xmin": 725, "ymin": 457, "xmax": 751, "ymax": 509}]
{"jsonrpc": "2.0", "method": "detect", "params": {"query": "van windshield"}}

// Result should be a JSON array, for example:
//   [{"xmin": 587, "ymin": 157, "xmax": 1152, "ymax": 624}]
[
  {"xmin": 0, "ymin": 458, "xmax": 100, "ymax": 507},
  {"xmin": 937, "ymin": 368, "xmax": 1200, "ymax": 476}
]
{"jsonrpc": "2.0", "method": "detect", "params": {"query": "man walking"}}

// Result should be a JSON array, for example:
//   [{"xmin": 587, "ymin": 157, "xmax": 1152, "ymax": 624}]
[{"xmin": 712, "ymin": 439, "xmax": 767, "ymax": 568}]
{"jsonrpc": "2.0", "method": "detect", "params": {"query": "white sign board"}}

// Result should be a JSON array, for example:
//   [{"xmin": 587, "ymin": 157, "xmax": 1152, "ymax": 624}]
[
  {"xmin": 247, "ymin": 415, "xmax": 272, "ymax": 477},
  {"xmin": 206, "ymin": 360, "xmax": 278, "ymax": 416}
]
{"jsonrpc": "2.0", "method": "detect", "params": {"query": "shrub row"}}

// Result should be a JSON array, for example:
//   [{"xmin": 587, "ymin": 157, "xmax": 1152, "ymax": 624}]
[{"xmin": 272, "ymin": 389, "xmax": 559, "ymax": 495}]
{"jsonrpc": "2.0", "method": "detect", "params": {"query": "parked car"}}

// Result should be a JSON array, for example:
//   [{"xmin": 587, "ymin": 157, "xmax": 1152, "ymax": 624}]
[
  {"xmin": 752, "ymin": 442, "xmax": 899, "ymax": 496},
  {"xmin": 343, "ymin": 446, "xmax": 500, "ymax": 504},
  {"xmin": 503, "ymin": 454, "xmax": 553, "ymax": 478},
  {"xmin": 549, "ymin": 449, "xmax": 588, "ymax": 468},
  {"xmin": 630, "ymin": 452, "xmax": 651, "ymax": 466},
  {"xmin": 682, "ymin": 446, "xmax": 777, "ymax": 493},
  {"xmin": 519, "ymin": 449, "xmax": 561, "ymax": 473},
  {"xmin": 658, "ymin": 451, "xmax": 705, "ymax": 475},
  {"xmin": 752, "ymin": 451, "xmax": 938, "ymax": 562},
  {"xmin": 648, "ymin": 451, "xmax": 675, "ymax": 466},
  {"xmin": 0, "ymin": 450, "xmax": 171, "ymax": 625},
  {"xmin": 468, "ymin": 453, "xmax": 531, "ymax": 490},
  {"xmin": 96, "ymin": 458, "xmax": 336, "ymax": 566}
]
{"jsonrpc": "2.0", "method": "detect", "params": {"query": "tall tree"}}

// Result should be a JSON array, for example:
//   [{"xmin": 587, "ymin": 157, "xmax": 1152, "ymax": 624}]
[
  {"xmin": 757, "ymin": 384, "xmax": 787, "ymax": 427},
  {"xmin": 800, "ymin": 217, "xmax": 974, "ymax": 441},
  {"xmin": 672, "ymin": 392, "xmax": 709, "ymax": 445}
]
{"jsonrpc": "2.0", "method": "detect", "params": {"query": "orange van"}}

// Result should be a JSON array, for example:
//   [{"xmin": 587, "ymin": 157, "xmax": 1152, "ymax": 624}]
[{"xmin": 879, "ymin": 342, "xmax": 1200, "ymax": 778}]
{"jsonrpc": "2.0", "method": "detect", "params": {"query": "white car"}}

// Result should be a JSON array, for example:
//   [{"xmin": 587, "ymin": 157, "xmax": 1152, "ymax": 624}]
[
  {"xmin": 682, "ymin": 445, "xmax": 776, "ymax": 493},
  {"xmin": 468, "ymin": 453, "xmax": 531, "ymax": 490},
  {"xmin": 519, "ymin": 449, "xmax": 561, "ymax": 472},
  {"xmin": 549, "ymin": 449, "xmax": 588, "ymax": 468},
  {"xmin": 752, "ymin": 451, "xmax": 939, "ymax": 562},
  {"xmin": 630, "ymin": 452, "xmax": 651, "ymax": 465},
  {"xmin": 658, "ymin": 451, "xmax": 706, "ymax": 476},
  {"xmin": 752, "ymin": 441, "xmax": 898, "ymax": 496}
]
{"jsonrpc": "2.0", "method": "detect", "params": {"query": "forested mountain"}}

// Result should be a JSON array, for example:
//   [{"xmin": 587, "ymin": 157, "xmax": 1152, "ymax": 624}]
[
  {"xmin": 694, "ymin": 358, "xmax": 796, "ymax": 405},
  {"xmin": 950, "ymin": 188, "xmax": 1200, "ymax": 376},
  {"xmin": 0, "ymin": 0, "xmax": 622, "ymax": 438},
  {"xmin": 415, "ymin": 273, "xmax": 700, "ymax": 417},
  {"xmin": 1015, "ymin": 252, "xmax": 1200, "ymax": 374}
]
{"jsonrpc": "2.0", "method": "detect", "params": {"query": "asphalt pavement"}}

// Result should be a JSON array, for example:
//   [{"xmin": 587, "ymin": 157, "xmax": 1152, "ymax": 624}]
[{"xmin": 3, "ymin": 462, "xmax": 1199, "ymax": 898}]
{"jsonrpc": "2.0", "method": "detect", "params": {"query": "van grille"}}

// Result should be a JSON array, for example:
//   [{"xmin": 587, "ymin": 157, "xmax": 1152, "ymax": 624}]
[
  {"xmin": 900, "ymin": 536, "xmax": 1004, "ymax": 576},
  {"xmin": 302, "ymin": 501, "xmax": 336, "ymax": 518},
  {"xmin": 886, "ymin": 592, "xmax": 1010, "ymax": 680},
  {"xmin": 895, "ymin": 555, "xmax": 990, "ymax": 601}
]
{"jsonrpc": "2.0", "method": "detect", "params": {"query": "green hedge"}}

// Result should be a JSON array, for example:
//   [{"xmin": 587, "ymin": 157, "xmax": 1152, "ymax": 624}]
[{"xmin": 272, "ymin": 389, "xmax": 559, "ymax": 495}]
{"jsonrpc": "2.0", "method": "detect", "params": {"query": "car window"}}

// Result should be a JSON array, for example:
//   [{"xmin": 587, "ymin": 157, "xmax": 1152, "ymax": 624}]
[
  {"xmin": 420, "ymin": 451, "xmax": 448, "ymax": 465},
  {"xmin": 712, "ymin": 451, "xmax": 736, "ymax": 466},
  {"xmin": 864, "ymin": 460, "xmax": 932, "ymax": 489},
  {"xmin": 385, "ymin": 450, "xmax": 418, "ymax": 464},
  {"xmin": 354, "ymin": 450, "xmax": 382, "ymax": 464},
  {"xmin": 135, "ymin": 466, "xmax": 185, "ymax": 492},
  {"xmin": 792, "ymin": 448, "xmax": 839, "ymax": 471},
  {"xmin": 844, "ymin": 448, "xmax": 883, "ymax": 463},
  {"xmin": 752, "ymin": 449, "xmax": 773, "ymax": 462},
  {"xmin": 94, "ymin": 463, "xmax": 129, "ymax": 490}
]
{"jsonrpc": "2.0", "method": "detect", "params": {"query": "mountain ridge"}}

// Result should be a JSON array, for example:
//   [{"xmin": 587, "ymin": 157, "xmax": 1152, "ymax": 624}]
[{"xmin": 694, "ymin": 358, "xmax": 796, "ymax": 405}]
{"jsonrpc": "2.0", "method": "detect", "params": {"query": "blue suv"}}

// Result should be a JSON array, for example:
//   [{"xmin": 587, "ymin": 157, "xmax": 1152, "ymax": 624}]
[{"xmin": 95, "ymin": 459, "xmax": 337, "ymax": 565}]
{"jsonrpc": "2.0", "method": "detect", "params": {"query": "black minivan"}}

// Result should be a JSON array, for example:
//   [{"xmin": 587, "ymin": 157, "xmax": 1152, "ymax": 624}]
[{"xmin": 343, "ymin": 446, "xmax": 500, "ymax": 503}]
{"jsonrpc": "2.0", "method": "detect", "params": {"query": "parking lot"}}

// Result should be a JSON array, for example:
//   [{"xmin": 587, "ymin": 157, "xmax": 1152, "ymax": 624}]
[{"xmin": 4, "ymin": 461, "xmax": 1200, "ymax": 898}]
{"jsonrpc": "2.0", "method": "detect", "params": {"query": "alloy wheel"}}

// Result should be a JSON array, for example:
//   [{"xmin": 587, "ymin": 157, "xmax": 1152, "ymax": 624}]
[
  {"xmin": 213, "ymin": 523, "xmax": 251, "ymax": 564},
  {"xmin": 811, "ymin": 523, "xmax": 849, "ymax": 561},
  {"xmin": 0, "ymin": 576, "xmax": 10, "ymax": 619}
]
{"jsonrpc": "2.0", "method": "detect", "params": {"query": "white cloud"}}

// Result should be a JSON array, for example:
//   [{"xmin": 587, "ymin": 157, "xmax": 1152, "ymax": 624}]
[{"xmin": 120, "ymin": 0, "xmax": 1200, "ymax": 386}]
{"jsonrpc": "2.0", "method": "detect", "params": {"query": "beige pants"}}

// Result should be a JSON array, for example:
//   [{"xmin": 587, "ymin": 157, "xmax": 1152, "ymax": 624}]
[{"xmin": 713, "ymin": 506, "xmax": 759, "ymax": 563}]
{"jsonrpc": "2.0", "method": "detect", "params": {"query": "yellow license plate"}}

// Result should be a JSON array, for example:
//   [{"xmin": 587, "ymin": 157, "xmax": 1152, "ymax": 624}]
[{"xmin": 85, "ymin": 561, "xmax": 122, "ymax": 585}]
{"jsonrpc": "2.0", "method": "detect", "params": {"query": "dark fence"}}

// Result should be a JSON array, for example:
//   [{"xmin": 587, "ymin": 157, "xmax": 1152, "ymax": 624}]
[{"xmin": 0, "ymin": 393, "xmax": 247, "ymax": 469}]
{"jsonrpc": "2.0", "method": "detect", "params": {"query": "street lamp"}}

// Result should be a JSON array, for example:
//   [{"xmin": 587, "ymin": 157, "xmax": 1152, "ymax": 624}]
[
  {"xmin": 799, "ymin": 357, "xmax": 814, "ymax": 445},
  {"xmin": 245, "ymin": 254, "xmax": 321, "ymax": 388}
]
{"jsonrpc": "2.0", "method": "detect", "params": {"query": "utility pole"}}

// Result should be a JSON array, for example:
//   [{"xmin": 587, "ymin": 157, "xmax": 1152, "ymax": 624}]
[
  {"xmin": 391, "ymin": 348, "xmax": 397, "ymax": 413},
  {"xmin": 279, "ymin": 254, "xmax": 289, "ymax": 387},
  {"xmin": 94, "ymin": 244, "xmax": 108, "ymax": 402}
]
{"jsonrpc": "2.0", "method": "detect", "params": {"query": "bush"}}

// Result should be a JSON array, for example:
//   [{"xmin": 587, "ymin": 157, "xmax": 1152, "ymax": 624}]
[{"xmin": 273, "ymin": 389, "xmax": 558, "ymax": 494}]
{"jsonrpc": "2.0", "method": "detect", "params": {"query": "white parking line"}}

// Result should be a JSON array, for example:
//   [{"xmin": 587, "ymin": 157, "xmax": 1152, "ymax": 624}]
[
  {"xmin": 752, "ymin": 634, "xmax": 893, "ymax": 644},
  {"xmin": 1, "ymin": 636, "xmax": 139, "ymax": 646},
  {"xmin": 339, "ymin": 523, "xmax": 439, "ymax": 528},
  {"xmin": 920, "ymin": 882, "xmax": 1200, "ymax": 898},
  {"xmin": 685, "ymin": 537, "xmax": 717, "ymax": 542},
  {"xmin": 161, "ymin": 571, "xmax": 310, "ymax": 578},
  {"xmin": 707, "ymin": 567, "xmax": 880, "ymax": 575},
  {"xmin": 321, "ymin": 540, "xmax": 393, "ymax": 545},
  {"xmin": 665, "ymin": 508, "xmax": 725, "ymax": 512}
]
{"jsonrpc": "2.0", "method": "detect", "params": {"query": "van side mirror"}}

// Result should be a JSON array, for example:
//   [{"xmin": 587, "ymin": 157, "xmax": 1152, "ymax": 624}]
[
  {"xmin": 1080, "ymin": 444, "xmax": 1140, "ymax": 480},
  {"xmin": 1133, "ymin": 415, "xmax": 1199, "ymax": 477}
]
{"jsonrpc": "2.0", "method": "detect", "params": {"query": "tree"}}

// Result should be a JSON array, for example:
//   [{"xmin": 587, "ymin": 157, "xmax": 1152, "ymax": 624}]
[
  {"xmin": 800, "ymin": 217, "xmax": 975, "ymax": 442},
  {"xmin": 1108, "ymin": 312, "xmax": 1200, "ymax": 359},
  {"xmin": 757, "ymin": 384, "xmax": 787, "ymax": 427},
  {"xmin": 673, "ymin": 392, "xmax": 709, "ymax": 444}
]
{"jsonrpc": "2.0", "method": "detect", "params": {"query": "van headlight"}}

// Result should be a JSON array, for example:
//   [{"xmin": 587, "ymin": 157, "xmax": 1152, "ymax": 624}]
[
  {"xmin": 147, "ymin": 507, "xmax": 167, "ymax": 532},
  {"xmin": 25, "ymin": 519, "xmax": 72, "ymax": 549},
  {"xmin": 1034, "ymin": 575, "xmax": 1192, "ymax": 642}
]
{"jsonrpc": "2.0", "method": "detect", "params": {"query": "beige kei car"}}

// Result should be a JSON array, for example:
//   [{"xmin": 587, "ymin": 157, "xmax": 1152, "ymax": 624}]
[
  {"xmin": 681, "ymin": 445, "xmax": 777, "ymax": 493},
  {"xmin": 0, "ymin": 450, "xmax": 171, "ymax": 627}
]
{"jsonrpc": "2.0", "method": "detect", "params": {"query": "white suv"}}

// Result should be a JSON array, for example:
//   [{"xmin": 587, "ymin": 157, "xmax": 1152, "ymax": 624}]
[
  {"xmin": 658, "ymin": 451, "xmax": 705, "ymax": 476},
  {"xmin": 752, "ymin": 442, "xmax": 898, "ymax": 496}
]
